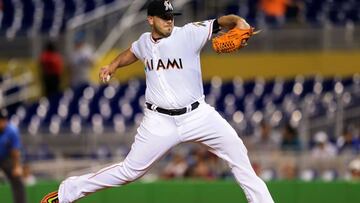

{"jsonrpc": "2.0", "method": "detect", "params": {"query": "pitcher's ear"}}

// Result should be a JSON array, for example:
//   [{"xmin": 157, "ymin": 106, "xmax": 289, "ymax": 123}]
[{"xmin": 147, "ymin": 16, "xmax": 154, "ymax": 26}]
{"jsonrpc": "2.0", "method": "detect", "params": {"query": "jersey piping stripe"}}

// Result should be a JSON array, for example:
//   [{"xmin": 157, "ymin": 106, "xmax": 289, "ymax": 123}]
[
  {"xmin": 88, "ymin": 163, "xmax": 126, "ymax": 182},
  {"xmin": 207, "ymin": 20, "xmax": 214, "ymax": 40},
  {"xmin": 150, "ymin": 35, "xmax": 161, "ymax": 44}
]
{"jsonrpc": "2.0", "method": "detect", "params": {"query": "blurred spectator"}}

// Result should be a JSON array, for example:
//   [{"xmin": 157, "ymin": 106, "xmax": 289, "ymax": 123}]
[
  {"xmin": 70, "ymin": 32, "xmax": 95, "ymax": 87},
  {"xmin": 22, "ymin": 164, "xmax": 36, "ymax": 186},
  {"xmin": 39, "ymin": 41, "xmax": 64, "ymax": 97},
  {"xmin": 161, "ymin": 153, "xmax": 188, "ymax": 179},
  {"xmin": 348, "ymin": 158, "xmax": 360, "ymax": 181},
  {"xmin": 252, "ymin": 162, "xmax": 262, "ymax": 176},
  {"xmin": 0, "ymin": 109, "xmax": 27, "ymax": 203},
  {"xmin": 185, "ymin": 146, "xmax": 215, "ymax": 180},
  {"xmin": 206, "ymin": 152, "xmax": 226, "ymax": 178},
  {"xmin": 191, "ymin": 160, "xmax": 213, "ymax": 180},
  {"xmin": 280, "ymin": 123, "xmax": 301, "ymax": 151},
  {"xmin": 285, "ymin": 0, "xmax": 304, "ymax": 23},
  {"xmin": 280, "ymin": 161, "xmax": 297, "ymax": 180},
  {"xmin": 337, "ymin": 128, "xmax": 360, "ymax": 154},
  {"xmin": 311, "ymin": 131, "xmax": 337, "ymax": 159},
  {"xmin": 259, "ymin": 0, "xmax": 291, "ymax": 27},
  {"xmin": 251, "ymin": 121, "xmax": 280, "ymax": 151},
  {"xmin": 92, "ymin": 145, "xmax": 112, "ymax": 160}
]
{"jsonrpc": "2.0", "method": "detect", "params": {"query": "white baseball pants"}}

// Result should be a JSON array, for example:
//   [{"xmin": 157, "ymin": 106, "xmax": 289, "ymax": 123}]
[{"xmin": 58, "ymin": 100, "xmax": 274, "ymax": 203}]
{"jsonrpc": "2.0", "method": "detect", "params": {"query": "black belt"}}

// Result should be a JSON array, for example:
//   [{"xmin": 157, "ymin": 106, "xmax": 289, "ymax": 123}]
[{"xmin": 146, "ymin": 101, "xmax": 200, "ymax": 116}]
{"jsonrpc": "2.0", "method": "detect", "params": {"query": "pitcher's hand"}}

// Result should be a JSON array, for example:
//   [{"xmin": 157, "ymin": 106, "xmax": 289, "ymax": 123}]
[
  {"xmin": 236, "ymin": 18, "xmax": 250, "ymax": 30},
  {"xmin": 99, "ymin": 65, "xmax": 115, "ymax": 83}
]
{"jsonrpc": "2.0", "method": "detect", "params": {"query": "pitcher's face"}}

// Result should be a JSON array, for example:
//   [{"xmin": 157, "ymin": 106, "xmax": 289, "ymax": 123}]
[{"xmin": 148, "ymin": 14, "xmax": 174, "ymax": 38}]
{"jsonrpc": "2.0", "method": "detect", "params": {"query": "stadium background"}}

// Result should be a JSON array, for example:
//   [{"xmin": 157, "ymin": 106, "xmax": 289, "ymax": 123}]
[{"xmin": 1, "ymin": 0, "xmax": 360, "ymax": 202}]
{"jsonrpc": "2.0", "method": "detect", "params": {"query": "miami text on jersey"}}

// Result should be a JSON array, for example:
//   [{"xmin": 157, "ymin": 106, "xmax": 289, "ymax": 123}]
[{"xmin": 145, "ymin": 58, "xmax": 183, "ymax": 72}]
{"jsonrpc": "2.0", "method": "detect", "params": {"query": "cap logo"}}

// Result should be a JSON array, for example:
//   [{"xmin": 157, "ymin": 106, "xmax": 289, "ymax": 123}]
[{"xmin": 164, "ymin": 0, "xmax": 173, "ymax": 11}]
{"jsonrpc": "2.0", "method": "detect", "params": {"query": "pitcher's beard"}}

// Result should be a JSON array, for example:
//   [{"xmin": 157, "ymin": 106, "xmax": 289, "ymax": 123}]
[{"xmin": 154, "ymin": 25, "xmax": 172, "ymax": 38}]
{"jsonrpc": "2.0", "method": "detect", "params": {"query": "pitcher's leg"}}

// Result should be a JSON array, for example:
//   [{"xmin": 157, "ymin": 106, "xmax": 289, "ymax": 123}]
[
  {"xmin": 58, "ymin": 110, "xmax": 180, "ymax": 203},
  {"xmin": 207, "ymin": 133, "xmax": 274, "ymax": 203},
  {"xmin": 182, "ymin": 105, "xmax": 274, "ymax": 203},
  {"xmin": 203, "ymin": 114, "xmax": 273, "ymax": 203},
  {"xmin": 58, "ymin": 161, "xmax": 142, "ymax": 203}
]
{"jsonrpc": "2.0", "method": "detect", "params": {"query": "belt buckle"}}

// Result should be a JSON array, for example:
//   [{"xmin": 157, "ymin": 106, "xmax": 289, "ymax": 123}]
[
  {"xmin": 150, "ymin": 104, "xmax": 158, "ymax": 112},
  {"xmin": 185, "ymin": 104, "xmax": 192, "ymax": 113}
]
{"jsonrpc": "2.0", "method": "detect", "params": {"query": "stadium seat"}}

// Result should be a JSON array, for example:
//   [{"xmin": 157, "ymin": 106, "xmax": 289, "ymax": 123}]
[
  {"xmin": 70, "ymin": 114, "xmax": 82, "ymax": 134},
  {"xmin": 300, "ymin": 168, "xmax": 317, "ymax": 181},
  {"xmin": 84, "ymin": 0, "xmax": 96, "ymax": 13},
  {"xmin": 1, "ymin": 0, "xmax": 14, "ymax": 31},
  {"xmin": 49, "ymin": 114, "xmax": 61, "ymax": 135},
  {"xmin": 321, "ymin": 169, "xmax": 338, "ymax": 181},
  {"xmin": 91, "ymin": 113, "xmax": 104, "ymax": 134},
  {"xmin": 21, "ymin": 0, "xmax": 35, "ymax": 33},
  {"xmin": 260, "ymin": 168, "xmax": 277, "ymax": 181},
  {"xmin": 40, "ymin": 0, "xmax": 55, "ymax": 32},
  {"xmin": 113, "ymin": 113, "xmax": 126, "ymax": 133},
  {"xmin": 304, "ymin": 0, "xmax": 326, "ymax": 25}
]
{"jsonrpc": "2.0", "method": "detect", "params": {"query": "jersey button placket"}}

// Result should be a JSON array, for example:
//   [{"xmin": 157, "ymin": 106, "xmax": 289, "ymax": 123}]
[
  {"xmin": 152, "ymin": 45, "xmax": 160, "ymax": 77},
  {"xmin": 153, "ymin": 45, "xmax": 176, "ymax": 106}
]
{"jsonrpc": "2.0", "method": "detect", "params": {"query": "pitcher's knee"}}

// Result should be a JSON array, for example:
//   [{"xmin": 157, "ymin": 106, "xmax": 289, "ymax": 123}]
[
  {"xmin": 123, "ymin": 169, "xmax": 144, "ymax": 182},
  {"xmin": 58, "ymin": 176, "xmax": 82, "ymax": 203},
  {"xmin": 121, "ymin": 163, "xmax": 146, "ymax": 182}
]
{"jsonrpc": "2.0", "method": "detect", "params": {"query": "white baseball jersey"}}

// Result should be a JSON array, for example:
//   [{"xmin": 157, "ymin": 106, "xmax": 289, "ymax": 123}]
[{"xmin": 130, "ymin": 20, "xmax": 215, "ymax": 109}]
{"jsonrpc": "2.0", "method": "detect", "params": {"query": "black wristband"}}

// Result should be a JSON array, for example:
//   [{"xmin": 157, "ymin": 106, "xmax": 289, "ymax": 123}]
[{"xmin": 212, "ymin": 19, "xmax": 221, "ymax": 34}]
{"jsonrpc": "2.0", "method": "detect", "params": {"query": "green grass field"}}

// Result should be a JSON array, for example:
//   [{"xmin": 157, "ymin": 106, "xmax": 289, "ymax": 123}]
[{"xmin": 1, "ymin": 180, "xmax": 360, "ymax": 203}]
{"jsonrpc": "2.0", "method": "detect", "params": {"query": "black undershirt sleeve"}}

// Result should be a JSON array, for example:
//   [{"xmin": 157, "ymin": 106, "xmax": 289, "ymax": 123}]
[{"xmin": 212, "ymin": 19, "xmax": 221, "ymax": 34}]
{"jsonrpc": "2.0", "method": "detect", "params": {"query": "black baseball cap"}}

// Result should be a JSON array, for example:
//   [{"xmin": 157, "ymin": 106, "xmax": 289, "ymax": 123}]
[{"xmin": 147, "ymin": 0, "xmax": 181, "ymax": 19}]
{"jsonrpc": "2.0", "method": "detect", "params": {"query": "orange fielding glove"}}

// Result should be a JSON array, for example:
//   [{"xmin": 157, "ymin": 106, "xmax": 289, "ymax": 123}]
[{"xmin": 212, "ymin": 27, "xmax": 260, "ymax": 53}]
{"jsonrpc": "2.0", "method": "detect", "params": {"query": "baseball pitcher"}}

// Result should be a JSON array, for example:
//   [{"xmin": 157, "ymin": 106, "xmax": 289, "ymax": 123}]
[{"xmin": 41, "ymin": 1, "xmax": 273, "ymax": 202}]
